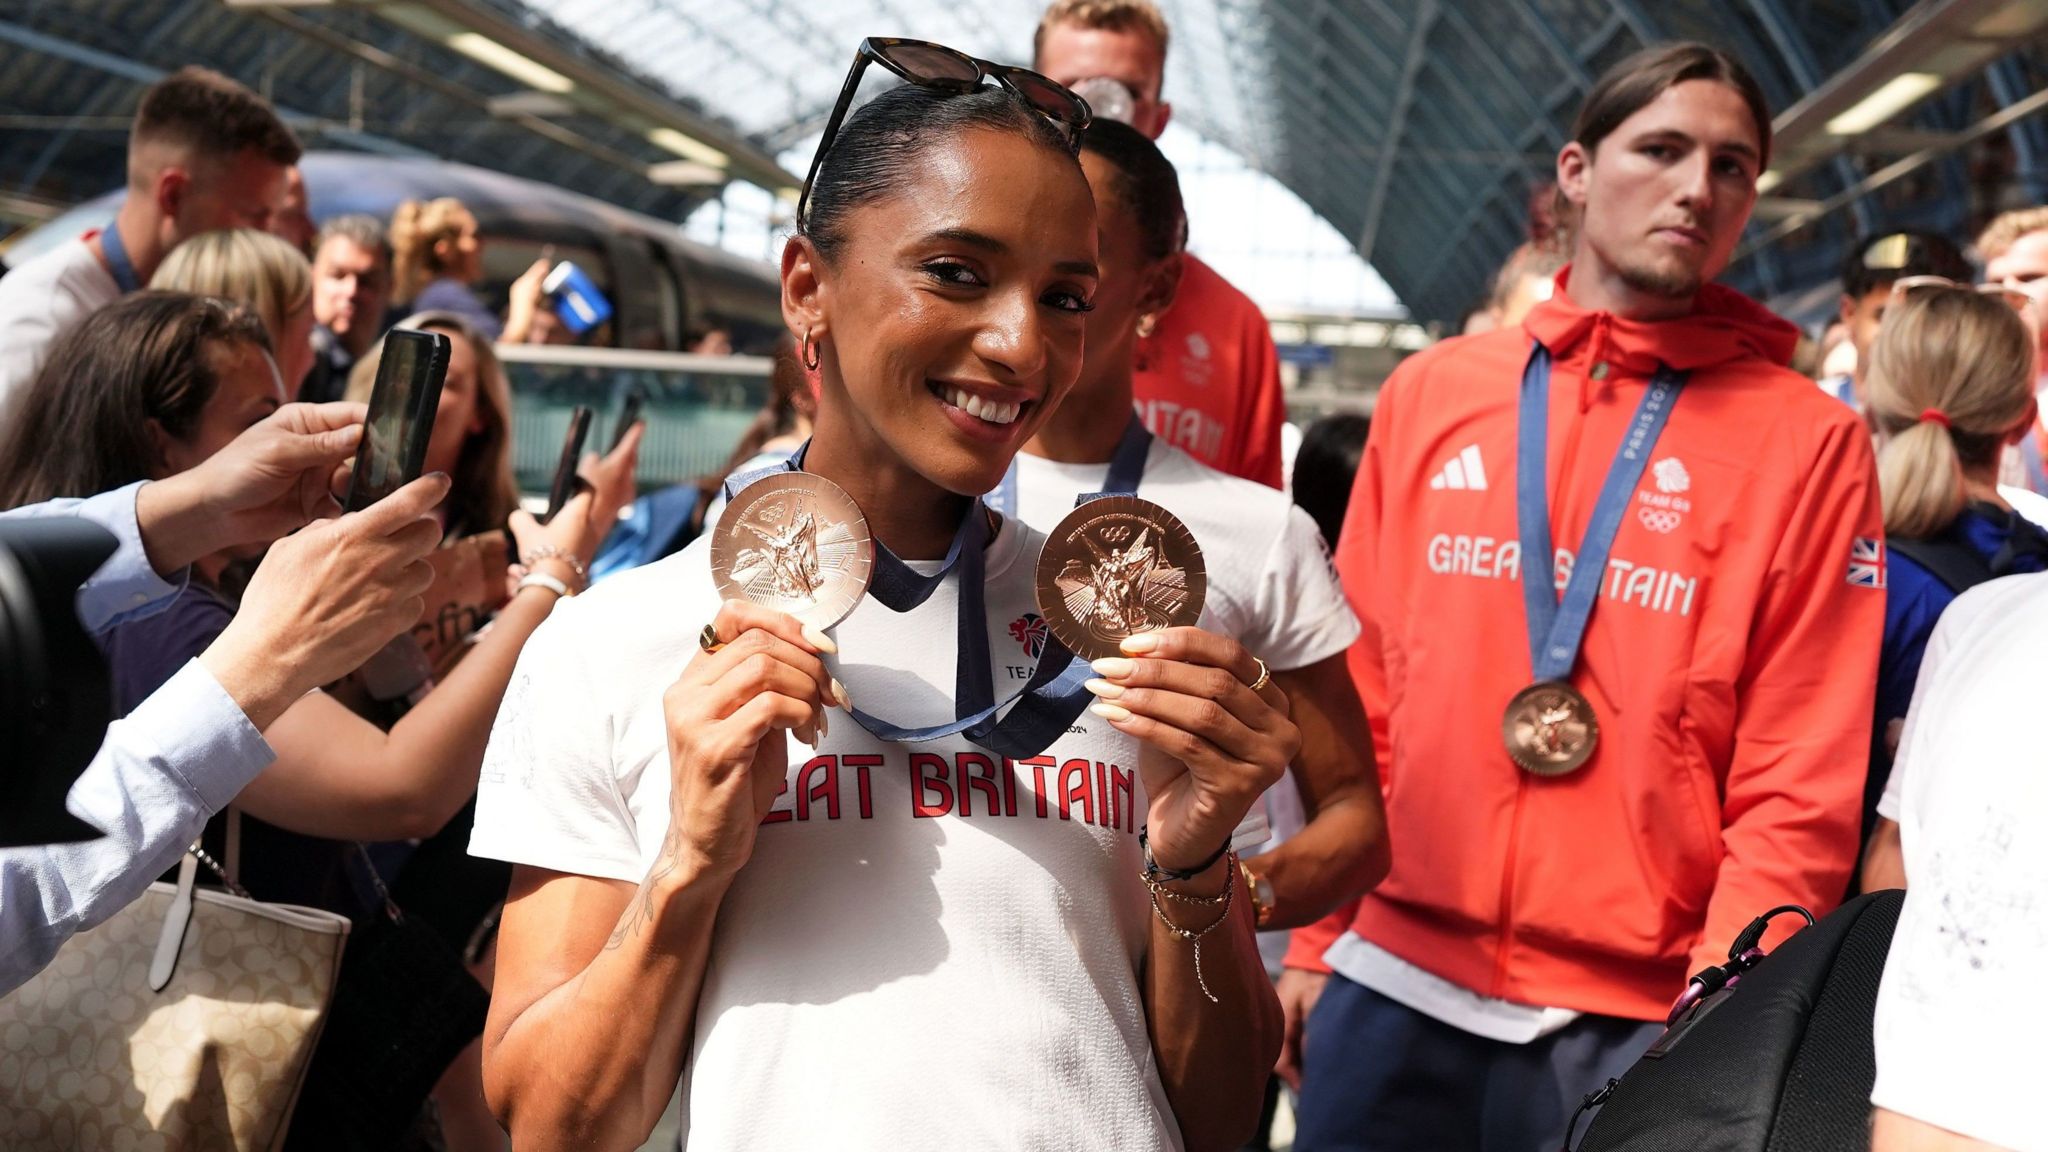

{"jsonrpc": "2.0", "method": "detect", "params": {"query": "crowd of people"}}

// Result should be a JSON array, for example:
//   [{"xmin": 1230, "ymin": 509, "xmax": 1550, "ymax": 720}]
[{"xmin": 1, "ymin": 1, "xmax": 2044, "ymax": 1151}]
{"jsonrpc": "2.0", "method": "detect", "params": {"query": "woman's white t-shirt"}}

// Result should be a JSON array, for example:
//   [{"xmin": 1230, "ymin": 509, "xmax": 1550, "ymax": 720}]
[{"xmin": 471, "ymin": 516, "xmax": 1183, "ymax": 1151}]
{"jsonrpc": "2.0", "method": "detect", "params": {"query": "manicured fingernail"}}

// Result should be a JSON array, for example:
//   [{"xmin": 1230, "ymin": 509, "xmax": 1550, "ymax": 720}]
[
  {"xmin": 818, "ymin": 708, "xmax": 830, "ymax": 740},
  {"xmin": 830, "ymin": 678, "xmax": 852, "ymax": 710},
  {"xmin": 1083, "ymin": 678, "xmax": 1124, "ymax": 700},
  {"xmin": 1120, "ymin": 632, "xmax": 1160, "ymax": 654},
  {"xmin": 796, "ymin": 722, "xmax": 818, "ymax": 748},
  {"xmin": 1091, "ymin": 657, "xmax": 1136, "ymax": 679},
  {"xmin": 1089, "ymin": 701, "xmax": 1133, "ymax": 723},
  {"xmin": 801, "ymin": 624, "xmax": 839, "ymax": 655}
]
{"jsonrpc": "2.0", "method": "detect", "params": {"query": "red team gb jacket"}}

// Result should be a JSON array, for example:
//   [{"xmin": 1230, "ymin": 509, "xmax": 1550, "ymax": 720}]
[{"xmin": 1288, "ymin": 275, "xmax": 1885, "ymax": 1022}]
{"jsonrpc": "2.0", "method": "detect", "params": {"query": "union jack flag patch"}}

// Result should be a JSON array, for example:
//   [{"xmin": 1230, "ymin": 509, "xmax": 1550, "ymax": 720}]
[{"xmin": 1847, "ymin": 536, "xmax": 1887, "ymax": 588}]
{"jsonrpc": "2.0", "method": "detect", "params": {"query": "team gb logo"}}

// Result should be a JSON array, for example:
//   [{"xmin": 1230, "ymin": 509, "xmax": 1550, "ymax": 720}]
[{"xmin": 1652, "ymin": 457, "xmax": 1690, "ymax": 495}]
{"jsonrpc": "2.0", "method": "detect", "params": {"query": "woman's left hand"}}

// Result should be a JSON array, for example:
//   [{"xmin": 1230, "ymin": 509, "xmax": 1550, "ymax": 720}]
[{"xmin": 1085, "ymin": 627, "xmax": 1299, "ymax": 872}]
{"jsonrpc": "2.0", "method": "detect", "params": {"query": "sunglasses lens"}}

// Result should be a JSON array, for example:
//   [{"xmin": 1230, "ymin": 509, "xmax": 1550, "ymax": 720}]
[
  {"xmin": 1004, "ymin": 69, "xmax": 1089, "ymax": 126},
  {"xmin": 877, "ymin": 42, "xmax": 979, "ymax": 85}
]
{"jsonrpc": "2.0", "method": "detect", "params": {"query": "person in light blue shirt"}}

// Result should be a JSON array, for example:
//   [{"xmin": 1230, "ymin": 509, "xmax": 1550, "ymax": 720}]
[{"xmin": 0, "ymin": 402, "xmax": 447, "ymax": 993}]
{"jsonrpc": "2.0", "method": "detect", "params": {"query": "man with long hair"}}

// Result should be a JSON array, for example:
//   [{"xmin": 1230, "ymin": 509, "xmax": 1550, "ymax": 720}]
[{"xmin": 1283, "ymin": 44, "xmax": 1885, "ymax": 1151}]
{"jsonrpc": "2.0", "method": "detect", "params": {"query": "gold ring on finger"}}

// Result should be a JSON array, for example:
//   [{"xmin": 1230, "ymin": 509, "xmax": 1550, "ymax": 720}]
[
  {"xmin": 1247, "ymin": 656, "xmax": 1271, "ymax": 693},
  {"xmin": 698, "ymin": 623, "xmax": 725, "ymax": 654}
]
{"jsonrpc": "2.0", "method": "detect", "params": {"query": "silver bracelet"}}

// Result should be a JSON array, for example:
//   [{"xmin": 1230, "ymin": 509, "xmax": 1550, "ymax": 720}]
[
  {"xmin": 516, "ymin": 571, "xmax": 573, "ymax": 600},
  {"xmin": 518, "ymin": 544, "xmax": 589, "ymax": 589}
]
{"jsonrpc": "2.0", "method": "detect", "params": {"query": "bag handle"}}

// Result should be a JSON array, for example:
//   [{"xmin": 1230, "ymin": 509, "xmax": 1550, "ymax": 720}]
[
  {"xmin": 149, "ymin": 854, "xmax": 199, "ymax": 992},
  {"xmin": 152, "ymin": 812, "xmax": 255, "ymax": 992}
]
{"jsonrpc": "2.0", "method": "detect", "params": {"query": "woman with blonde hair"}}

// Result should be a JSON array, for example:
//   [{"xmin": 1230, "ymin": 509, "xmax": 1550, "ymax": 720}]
[
  {"xmin": 1860, "ymin": 282, "xmax": 2048, "ymax": 891},
  {"xmin": 389, "ymin": 196, "xmax": 546, "ymax": 343},
  {"xmin": 150, "ymin": 227, "xmax": 316, "ymax": 391}
]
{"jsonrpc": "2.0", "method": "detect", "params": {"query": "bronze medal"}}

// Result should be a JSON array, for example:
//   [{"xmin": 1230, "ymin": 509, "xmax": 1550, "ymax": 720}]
[
  {"xmin": 710, "ymin": 472, "xmax": 872, "ymax": 629},
  {"xmin": 1501, "ymin": 680, "xmax": 1599, "ymax": 777},
  {"xmin": 1035, "ymin": 495, "xmax": 1206, "ymax": 661}
]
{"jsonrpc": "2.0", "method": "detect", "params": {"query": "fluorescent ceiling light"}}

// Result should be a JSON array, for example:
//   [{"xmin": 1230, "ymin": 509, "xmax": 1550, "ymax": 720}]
[
  {"xmin": 647, "ymin": 160, "xmax": 725, "ymax": 187},
  {"xmin": 1825, "ymin": 72, "xmax": 1943, "ymax": 136},
  {"xmin": 446, "ymin": 32, "xmax": 575, "ymax": 95},
  {"xmin": 1754, "ymin": 170, "xmax": 1783, "ymax": 194},
  {"xmin": 647, "ymin": 128, "xmax": 729, "ymax": 170}
]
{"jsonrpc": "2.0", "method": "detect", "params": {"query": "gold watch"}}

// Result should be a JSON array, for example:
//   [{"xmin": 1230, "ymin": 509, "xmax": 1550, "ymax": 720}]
[{"xmin": 1240, "ymin": 859, "xmax": 1276, "ymax": 928}]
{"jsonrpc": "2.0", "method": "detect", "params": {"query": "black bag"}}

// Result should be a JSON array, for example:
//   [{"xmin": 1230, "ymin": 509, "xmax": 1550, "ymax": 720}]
[
  {"xmin": 1570, "ymin": 891, "xmax": 1904, "ymax": 1152},
  {"xmin": 283, "ymin": 848, "xmax": 491, "ymax": 1150}
]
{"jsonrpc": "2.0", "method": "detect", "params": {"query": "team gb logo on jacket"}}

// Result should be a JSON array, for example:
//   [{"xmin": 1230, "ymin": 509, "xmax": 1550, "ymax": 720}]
[
  {"xmin": 1637, "ymin": 457, "xmax": 1692, "ymax": 533},
  {"xmin": 1653, "ymin": 457, "xmax": 1690, "ymax": 494}
]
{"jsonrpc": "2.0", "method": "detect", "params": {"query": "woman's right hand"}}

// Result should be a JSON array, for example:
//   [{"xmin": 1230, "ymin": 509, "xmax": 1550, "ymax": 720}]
[{"xmin": 662, "ymin": 601, "xmax": 843, "ymax": 880}]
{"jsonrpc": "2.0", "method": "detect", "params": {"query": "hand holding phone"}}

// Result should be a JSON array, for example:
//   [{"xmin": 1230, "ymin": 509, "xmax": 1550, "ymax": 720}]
[
  {"xmin": 543, "ymin": 406, "xmax": 593, "ymax": 525},
  {"xmin": 345, "ymin": 329, "xmax": 451, "ymax": 513},
  {"xmin": 610, "ymin": 387, "xmax": 646, "ymax": 453}
]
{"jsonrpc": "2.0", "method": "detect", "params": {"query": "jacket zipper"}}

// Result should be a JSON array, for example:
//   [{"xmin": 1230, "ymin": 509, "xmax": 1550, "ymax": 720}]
[{"xmin": 1491, "ymin": 772, "xmax": 1528, "ymax": 998}]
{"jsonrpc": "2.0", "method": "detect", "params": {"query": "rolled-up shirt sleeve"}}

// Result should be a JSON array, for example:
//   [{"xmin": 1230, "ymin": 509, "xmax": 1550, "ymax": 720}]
[
  {"xmin": 0, "ymin": 481, "xmax": 189, "ymax": 634},
  {"xmin": 0, "ymin": 658, "xmax": 271, "ymax": 995}
]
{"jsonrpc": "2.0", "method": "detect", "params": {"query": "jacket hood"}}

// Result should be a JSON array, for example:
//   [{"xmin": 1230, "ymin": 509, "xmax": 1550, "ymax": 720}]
[{"xmin": 1521, "ymin": 267, "xmax": 1800, "ymax": 376}]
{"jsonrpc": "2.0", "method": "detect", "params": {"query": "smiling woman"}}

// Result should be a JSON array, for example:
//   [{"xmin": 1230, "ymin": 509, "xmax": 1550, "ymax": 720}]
[{"xmin": 471, "ymin": 39, "xmax": 1291, "ymax": 1152}]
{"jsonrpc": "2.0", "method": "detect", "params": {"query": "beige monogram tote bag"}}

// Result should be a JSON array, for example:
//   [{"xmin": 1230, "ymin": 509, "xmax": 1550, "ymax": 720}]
[{"xmin": 0, "ymin": 843, "xmax": 349, "ymax": 1151}]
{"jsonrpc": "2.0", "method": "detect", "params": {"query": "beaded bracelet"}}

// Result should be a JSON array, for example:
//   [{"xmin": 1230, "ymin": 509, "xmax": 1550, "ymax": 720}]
[
  {"xmin": 1142, "ymin": 851, "xmax": 1237, "ymax": 1003},
  {"xmin": 517, "ymin": 544, "xmax": 589, "ymax": 590}
]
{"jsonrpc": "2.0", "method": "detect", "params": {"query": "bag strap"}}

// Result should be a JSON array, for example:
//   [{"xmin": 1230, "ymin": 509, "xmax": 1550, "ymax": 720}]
[
  {"xmin": 225, "ymin": 804, "xmax": 242, "ymax": 882},
  {"xmin": 1889, "ymin": 533, "xmax": 1996, "ymax": 595},
  {"xmin": 153, "ymin": 810, "xmax": 257, "ymax": 991},
  {"xmin": 149, "ymin": 854, "xmax": 200, "ymax": 992},
  {"xmin": 351, "ymin": 843, "xmax": 405, "ymax": 925}
]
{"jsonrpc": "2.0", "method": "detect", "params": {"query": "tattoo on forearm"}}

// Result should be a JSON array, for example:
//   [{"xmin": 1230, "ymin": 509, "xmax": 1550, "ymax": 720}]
[{"xmin": 606, "ymin": 822, "xmax": 684, "ymax": 950}]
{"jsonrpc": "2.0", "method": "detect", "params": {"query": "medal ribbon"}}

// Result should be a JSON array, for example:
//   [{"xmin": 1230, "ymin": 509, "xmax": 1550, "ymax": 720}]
[
  {"xmin": 97, "ymin": 218, "xmax": 141, "ymax": 294},
  {"xmin": 721, "ymin": 435, "xmax": 1150, "ymax": 758},
  {"xmin": 983, "ymin": 416, "xmax": 1152, "ymax": 516},
  {"xmin": 1516, "ymin": 342, "xmax": 1685, "ymax": 682}
]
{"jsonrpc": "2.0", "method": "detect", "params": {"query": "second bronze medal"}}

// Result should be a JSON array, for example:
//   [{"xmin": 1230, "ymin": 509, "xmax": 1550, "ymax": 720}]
[{"xmin": 1035, "ymin": 495, "xmax": 1206, "ymax": 661}]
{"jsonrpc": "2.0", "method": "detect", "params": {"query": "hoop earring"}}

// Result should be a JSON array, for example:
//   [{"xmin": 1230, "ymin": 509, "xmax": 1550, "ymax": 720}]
[{"xmin": 801, "ymin": 326, "xmax": 821, "ymax": 371}]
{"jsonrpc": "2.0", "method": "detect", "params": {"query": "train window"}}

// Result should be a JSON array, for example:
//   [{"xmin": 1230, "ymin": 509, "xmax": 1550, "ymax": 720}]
[
  {"xmin": 603, "ymin": 236, "xmax": 681, "ymax": 350},
  {"xmin": 645, "ymin": 241, "xmax": 684, "ymax": 350}
]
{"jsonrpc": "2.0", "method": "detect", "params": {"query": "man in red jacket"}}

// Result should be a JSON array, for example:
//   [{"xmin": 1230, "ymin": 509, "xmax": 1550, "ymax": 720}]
[
  {"xmin": 1034, "ymin": 0, "xmax": 1289, "ymax": 489},
  {"xmin": 1282, "ymin": 44, "xmax": 1884, "ymax": 1151}
]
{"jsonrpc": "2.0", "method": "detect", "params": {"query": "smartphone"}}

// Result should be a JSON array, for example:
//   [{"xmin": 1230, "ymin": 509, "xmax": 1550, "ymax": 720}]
[
  {"xmin": 610, "ymin": 387, "xmax": 646, "ymax": 452},
  {"xmin": 345, "ymin": 329, "xmax": 451, "ymax": 512},
  {"xmin": 542, "ymin": 406, "xmax": 593, "ymax": 525}
]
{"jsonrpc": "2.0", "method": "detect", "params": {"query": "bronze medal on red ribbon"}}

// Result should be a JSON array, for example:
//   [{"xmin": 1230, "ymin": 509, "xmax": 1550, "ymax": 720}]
[
  {"xmin": 1035, "ymin": 495, "xmax": 1206, "ymax": 661},
  {"xmin": 1501, "ymin": 680, "xmax": 1599, "ymax": 777},
  {"xmin": 710, "ymin": 471, "xmax": 872, "ymax": 629}
]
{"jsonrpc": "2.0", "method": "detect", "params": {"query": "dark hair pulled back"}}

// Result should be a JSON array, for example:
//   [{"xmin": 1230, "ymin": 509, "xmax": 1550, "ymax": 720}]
[
  {"xmin": 799, "ymin": 83, "xmax": 1080, "ymax": 263},
  {"xmin": 0, "ymin": 291, "xmax": 273, "ymax": 508},
  {"xmin": 1077, "ymin": 119, "xmax": 1184, "ymax": 262}
]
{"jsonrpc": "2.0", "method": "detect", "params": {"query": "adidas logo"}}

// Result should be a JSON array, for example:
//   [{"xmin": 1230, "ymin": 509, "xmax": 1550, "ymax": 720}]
[{"xmin": 1429, "ymin": 445, "xmax": 1488, "ymax": 491}]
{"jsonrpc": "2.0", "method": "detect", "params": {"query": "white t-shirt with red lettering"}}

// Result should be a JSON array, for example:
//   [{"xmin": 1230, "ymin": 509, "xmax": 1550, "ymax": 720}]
[{"xmin": 471, "ymin": 516, "xmax": 1184, "ymax": 1152}]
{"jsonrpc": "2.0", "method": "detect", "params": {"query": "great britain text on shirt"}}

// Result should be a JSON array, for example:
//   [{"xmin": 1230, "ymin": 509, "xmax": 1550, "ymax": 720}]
[
  {"xmin": 1425, "ymin": 537, "xmax": 1701, "ymax": 618},
  {"xmin": 760, "ymin": 749, "xmax": 1140, "ymax": 831}
]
